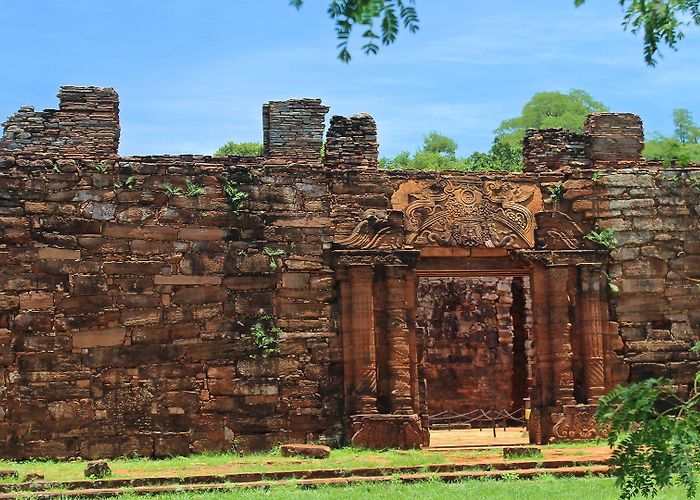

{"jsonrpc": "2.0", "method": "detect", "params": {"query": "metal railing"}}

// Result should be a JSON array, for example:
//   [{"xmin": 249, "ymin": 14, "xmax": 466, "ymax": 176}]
[{"xmin": 429, "ymin": 407, "xmax": 526, "ymax": 437}]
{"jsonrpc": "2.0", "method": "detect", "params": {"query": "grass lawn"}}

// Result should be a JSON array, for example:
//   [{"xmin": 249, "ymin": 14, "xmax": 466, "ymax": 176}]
[
  {"xmin": 0, "ymin": 447, "xmax": 501, "ymax": 483},
  {"xmin": 112, "ymin": 476, "xmax": 689, "ymax": 499}
]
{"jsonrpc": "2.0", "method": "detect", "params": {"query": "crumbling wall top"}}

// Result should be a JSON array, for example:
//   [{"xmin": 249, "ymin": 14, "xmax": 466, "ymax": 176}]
[
  {"xmin": 262, "ymin": 98, "xmax": 329, "ymax": 163},
  {"xmin": 324, "ymin": 113, "xmax": 378, "ymax": 170},
  {"xmin": 0, "ymin": 86, "xmax": 120, "ymax": 159}
]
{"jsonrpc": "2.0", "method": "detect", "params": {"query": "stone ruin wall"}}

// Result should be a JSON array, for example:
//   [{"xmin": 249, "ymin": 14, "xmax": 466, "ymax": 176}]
[{"xmin": 0, "ymin": 86, "xmax": 699, "ymax": 458}]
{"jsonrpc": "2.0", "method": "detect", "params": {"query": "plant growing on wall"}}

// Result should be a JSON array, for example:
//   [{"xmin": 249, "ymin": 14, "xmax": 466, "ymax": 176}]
[
  {"xmin": 161, "ymin": 182, "xmax": 183, "ymax": 197},
  {"xmin": 51, "ymin": 161, "xmax": 62, "ymax": 173},
  {"xmin": 603, "ymin": 272, "xmax": 620, "ymax": 293},
  {"xmin": 250, "ymin": 315, "xmax": 282, "ymax": 358},
  {"xmin": 113, "ymin": 175, "xmax": 135, "ymax": 190},
  {"xmin": 222, "ymin": 179, "xmax": 249, "ymax": 214},
  {"xmin": 547, "ymin": 181, "xmax": 564, "ymax": 201},
  {"xmin": 597, "ymin": 341, "xmax": 700, "ymax": 499},
  {"xmin": 585, "ymin": 227, "xmax": 617, "ymax": 251},
  {"xmin": 185, "ymin": 179, "xmax": 206, "ymax": 197},
  {"xmin": 592, "ymin": 170, "xmax": 602, "ymax": 182},
  {"xmin": 95, "ymin": 161, "xmax": 110, "ymax": 174},
  {"xmin": 263, "ymin": 247, "xmax": 286, "ymax": 270}
]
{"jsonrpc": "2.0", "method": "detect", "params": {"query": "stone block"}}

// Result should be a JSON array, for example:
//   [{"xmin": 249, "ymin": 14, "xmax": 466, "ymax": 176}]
[
  {"xmin": 37, "ymin": 248, "xmax": 81, "ymax": 260},
  {"xmin": 73, "ymin": 328, "xmax": 126, "ymax": 349},
  {"xmin": 84, "ymin": 460, "xmax": 111, "ymax": 478},
  {"xmin": 19, "ymin": 292, "xmax": 53, "ymax": 311},
  {"xmin": 280, "ymin": 444, "xmax": 330, "ymax": 459}
]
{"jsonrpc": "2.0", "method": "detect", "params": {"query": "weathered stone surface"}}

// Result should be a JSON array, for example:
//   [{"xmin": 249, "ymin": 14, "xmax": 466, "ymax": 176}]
[
  {"xmin": 0, "ymin": 85, "xmax": 698, "ymax": 460},
  {"xmin": 280, "ymin": 444, "xmax": 331, "ymax": 459},
  {"xmin": 73, "ymin": 328, "xmax": 126, "ymax": 349},
  {"xmin": 84, "ymin": 460, "xmax": 111, "ymax": 478}
]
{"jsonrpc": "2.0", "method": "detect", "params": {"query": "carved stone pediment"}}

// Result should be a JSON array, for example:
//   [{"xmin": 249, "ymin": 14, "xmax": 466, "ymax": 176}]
[
  {"xmin": 391, "ymin": 179, "xmax": 543, "ymax": 249},
  {"xmin": 536, "ymin": 211, "xmax": 588, "ymax": 250},
  {"xmin": 335, "ymin": 211, "xmax": 405, "ymax": 250}
]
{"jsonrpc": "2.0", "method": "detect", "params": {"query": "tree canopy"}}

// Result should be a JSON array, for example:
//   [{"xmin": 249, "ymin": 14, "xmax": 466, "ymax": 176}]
[
  {"xmin": 214, "ymin": 141, "xmax": 264, "ymax": 157},
  {"xmin": 494, "ymin": 90, "xmax": 608, "ymax": 148},
  {"xmin": 379, "ymin": 132, "xmax": 522, "ymax": 172},
  {"xmin": 644, "ymin": 108, "xmax": 700, "ymax": 165},
  {"xmin": 290, "ymin": 1, "xmax": 699, "ymax": 65}
]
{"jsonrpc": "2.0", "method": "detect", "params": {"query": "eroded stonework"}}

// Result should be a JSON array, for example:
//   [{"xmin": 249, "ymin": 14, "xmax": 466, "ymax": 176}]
[
  {"xmin": 0, "ymin": 86, "xmax": 698, "ymax": 457},
  {"xmin": 391, "ymin": 180, "xmax": 543, "ymax": 248}
]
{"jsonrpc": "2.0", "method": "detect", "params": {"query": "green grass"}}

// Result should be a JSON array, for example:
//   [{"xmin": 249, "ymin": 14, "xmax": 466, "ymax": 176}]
[
  {"xmin": 0, "ymin": 447, "xmax": 498, "ymax": 483},
  {"xmin": 111, "ymin": 476, "xmax": 689, "ymax": 500}
]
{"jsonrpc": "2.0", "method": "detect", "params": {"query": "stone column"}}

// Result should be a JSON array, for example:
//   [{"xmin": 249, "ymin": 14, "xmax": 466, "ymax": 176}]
[
  {"xmin": 547, "ymin": 265, "xmax": 576, "ymax": 407},
  {"xmin": 529, "ymin": 264, "xmax": 576, "ymax": 443},
  {"xmin": 405, "ymin": 268, "xmax": 421, "ymax": 415},
  {"xmin": 348, "ymin": 265, "xmax": 378, "ymax": 414},
  {"xmin": 577, "ymin": 264, "xmax": 607, "ymax": 403},
  {"xmin": 384, "ymin": 264, "xmax": 414, "ymax": 414}
]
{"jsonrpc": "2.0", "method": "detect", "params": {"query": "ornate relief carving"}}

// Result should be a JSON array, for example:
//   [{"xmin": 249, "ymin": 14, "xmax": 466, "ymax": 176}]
[
  {"xmin": 552, "ymin": 404, "xmax": 606, "ymax": 441},
  {"xmin": 335, "ymin": 212, "xmax": 404, "ymax": 250},
  {"xmin": 391, "ymin": 180, "xmax": 543, "ymax": 248},
  {"xmin": 536, "ymin": 211, "xmax": 587, "ymax": 250}
]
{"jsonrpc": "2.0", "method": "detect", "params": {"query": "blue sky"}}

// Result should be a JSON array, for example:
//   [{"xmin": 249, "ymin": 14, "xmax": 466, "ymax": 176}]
[{"xmin": 1, "ymin": 1, "xmax": 699, "ymax": 157}]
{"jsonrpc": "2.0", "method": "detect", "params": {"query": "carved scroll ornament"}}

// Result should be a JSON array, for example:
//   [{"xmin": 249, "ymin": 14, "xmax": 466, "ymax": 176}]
[
  {"xmin": 335, "ymin": 212, "xmax": 405, "ymax": 250},
  {"xmin": 552, "ymin": 404, "xmax": 606, "ymax": 441},
  {"xmin": 391, "ymin": 180, "xmax": 543, "ymax": 249}
]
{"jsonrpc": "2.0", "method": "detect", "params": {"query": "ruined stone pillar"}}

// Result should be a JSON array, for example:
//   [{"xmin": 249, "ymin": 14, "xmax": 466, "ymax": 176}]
[
  {"xmin": 263, "ymin": 99, "xmax": 329, "ymax": 163},
  {"xmin": 529, "ymin": 264, "xmax": 576, "ymax": 443},
  {"xmin": 584, "ymin": 113, "xmax": 643, "ymax": 163},
  {"xmin": 324, "ymin": 114, "xmax": 379, "ymax": 169},
  {"xmin": 405, "ymin": 268, "xmax": 421, "ymax": 415},
  {"xmin": 347, "ymin": 265, "xmax": 378, "ymax": 414},
  {"xmin": 547, "ymin": 265, "xmax": 576, "ymax": 407},
  {"xmin": 576, "ymin": 264, "xmax": 607, "ymax": 403},
  {"xmin": 384, "ymin": 264, "xmax": 414, "ymax": 415}
]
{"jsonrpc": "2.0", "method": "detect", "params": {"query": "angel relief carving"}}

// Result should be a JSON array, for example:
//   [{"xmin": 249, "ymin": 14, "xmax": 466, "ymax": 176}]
[{"xmin": 391, "ymin": 179, "xmax": 543, "ymax": 249}]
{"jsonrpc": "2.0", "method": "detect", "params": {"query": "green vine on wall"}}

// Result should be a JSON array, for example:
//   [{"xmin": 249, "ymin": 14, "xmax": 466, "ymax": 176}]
[
  {"xmin": 547, "ymin": 181, "xmax": 564, "ymax": 201},
  {"xmin": 250, "ymin": 315, "xmax": 282, "ymax": 358},
  {"xmin": 113, "ymin": 175, "xmax": 135, "ymax": 191},
  {"xmin": 222, "ymin": 179, "xmax": 249, "ymax": 214},
  {"xmin": 161, "ymin": 182, "xmax": 183, "ymax": 197},
  {"xmin": 263, "ymin": 247, "xmax": 286, "ymax": 270},
  {"xmin": 585, "ymin": 227, "xmax": 617, "ymax": 251}
]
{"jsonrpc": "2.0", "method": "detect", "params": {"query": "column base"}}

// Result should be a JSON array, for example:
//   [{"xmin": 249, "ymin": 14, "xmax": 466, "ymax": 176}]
[
  {"xmin": 551, "ymin": 404, "xmax": 606, "ymax": 441},
  {"xmin": 350, "ymin": 414, "xmax": 429, "ymax": 449}
]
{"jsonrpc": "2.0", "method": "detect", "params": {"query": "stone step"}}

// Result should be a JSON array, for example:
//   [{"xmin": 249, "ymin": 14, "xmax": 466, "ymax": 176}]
[
  {"xmin": 0, "ymin": 458, "xmax": 609, "ymax": 496},
  {"xmin": 0, "ymin": 465, "xmax": 611, "ymax": 499}
]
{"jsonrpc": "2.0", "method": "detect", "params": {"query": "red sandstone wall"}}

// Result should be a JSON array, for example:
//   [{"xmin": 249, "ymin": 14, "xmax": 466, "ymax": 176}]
[
  {"xmin": 565, "ymin": 168, "xmax": 700, "ymax": 391},
  {"xmin": 1, "ymin": 86, "xmax": 700, "ymax": 458},
  {"xmin": 0, "ymin": 154, "xmax": 342, "ymax": 458},
  {"xmin": 417, "ymin": 276, "xmax": 532, "ymax": 415}
]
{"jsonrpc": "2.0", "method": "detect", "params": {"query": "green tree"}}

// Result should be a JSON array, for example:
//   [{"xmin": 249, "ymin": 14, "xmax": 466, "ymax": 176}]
[
  {"xmin": 380, "ymin": 132, "xmax": 463, "ymax": 171},
  {"xmin": 380, "ymin": 132, "xmax": 521, "ymax": 172},
  {"xmin": 597, "ymin": 342, "xmax": 700, "ymax": 499},
  {"xmin": 494, "ymin": 90, "xmax": 608, "ymax": 148},
  {"xmin": 674, "ymin": 108, "xmax": 700, "ymax": 144},
  {"xmin": 291, "ymin": 1, "xmax": 699, "ymax": 65},
  {"xmin": 644, "ymin": 108, "xmax": 700, "ymax": 165},
  {"xmin": 214, "ymin": 141, "xmax": 264, "ymax": 157},
  {"xmin": 464, "ymin": 138, "xmax": 522, "ymax": 172}
]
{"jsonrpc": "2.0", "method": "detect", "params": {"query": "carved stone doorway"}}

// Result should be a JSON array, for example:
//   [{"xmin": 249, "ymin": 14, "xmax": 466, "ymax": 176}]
[
  {"xmin": 414, "ymin": 250, "xmax": 534, "ymax": 444},
  {"xmin": 417, "ymin": 272, "xmax": 532, "ymax": 430}
]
